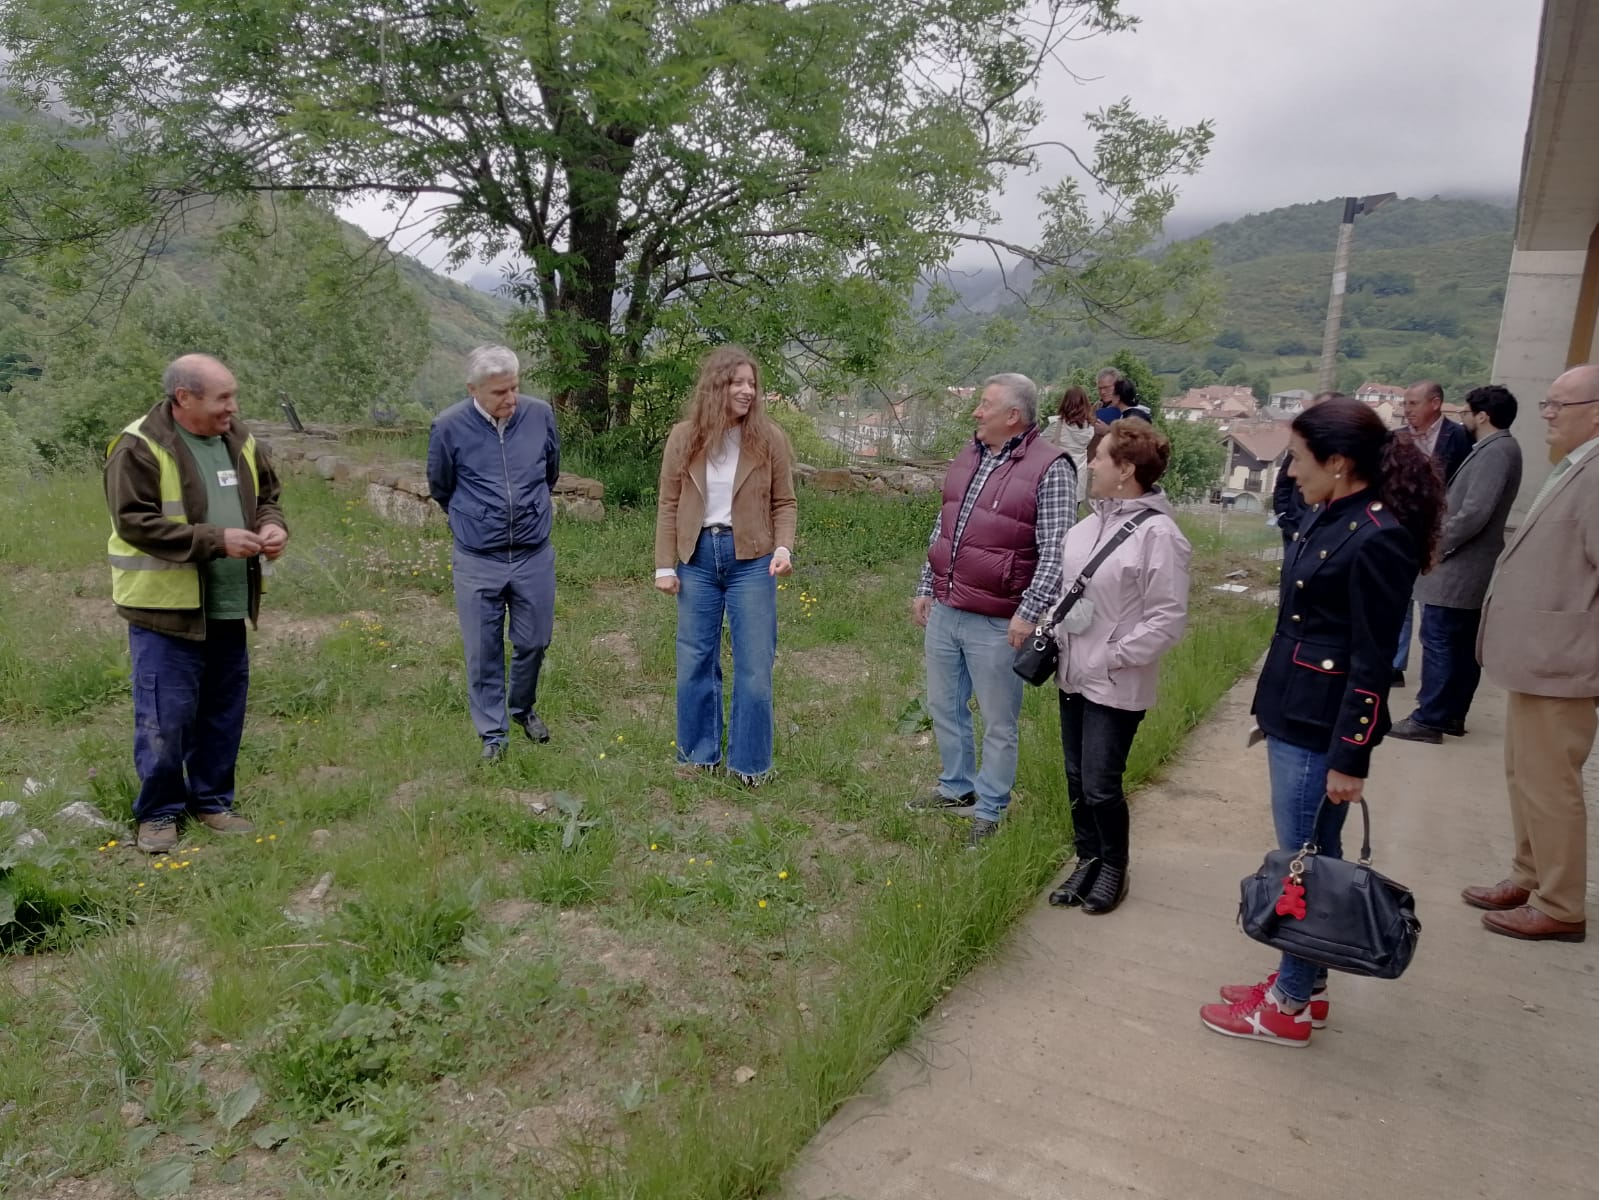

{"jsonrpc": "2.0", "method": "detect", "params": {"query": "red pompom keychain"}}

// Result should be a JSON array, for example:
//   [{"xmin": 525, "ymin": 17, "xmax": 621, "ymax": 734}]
[{"xmin": 1275, "ymin": 874, "xmax": 1308, "ymax": 920}]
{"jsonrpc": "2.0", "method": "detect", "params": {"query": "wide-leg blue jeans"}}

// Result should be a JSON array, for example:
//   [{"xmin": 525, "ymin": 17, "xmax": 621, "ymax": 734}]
[
  {"xmin": 1265, "ymin": 736, "xmax": 1350, "ymax": 1004},
  {"xmin": 129, "ymin": 621, "xmax": 250, "ymax": 822},
  {"xmin": 675, "ymin": 528, "xmax": 777, "ymax": 778}
]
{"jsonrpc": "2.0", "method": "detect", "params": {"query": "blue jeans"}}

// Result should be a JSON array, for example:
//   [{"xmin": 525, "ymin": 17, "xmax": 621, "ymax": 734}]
[
  {"xmin": 1392, "ymin": 599, "xmax": 1414, "ymax": 672},
  {"xmin": 676, "ymin": 528, "xmax": 777, "ymax": 778},
  {"xmin": 129, "ymin": 622, "xmax": 250, "ymax": 822},
  {"xmin": 924, "ymin": 602, "xmax": 1023, "ymax": 823},
  {"xmin": 451, "ymin": 542, "xmax": 555, "ymax": 745},
  {"xmin": 1265, "ymin": 737, "xmax": 1350, "ymax": 1004},
  {"xmin": 1412, "ymin": 604, "xmax": 1482, "ymax": 731}
]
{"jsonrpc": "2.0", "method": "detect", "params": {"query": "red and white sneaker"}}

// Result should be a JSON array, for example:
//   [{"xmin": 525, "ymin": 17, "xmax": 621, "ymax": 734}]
[
  {"xmin": 1200, "ymin": 987, "xmax": 1313, "ymax": 1047},
  {"xmin": 1218, "ymin": 971, "xmax": 1329, "ymax": 1028}
]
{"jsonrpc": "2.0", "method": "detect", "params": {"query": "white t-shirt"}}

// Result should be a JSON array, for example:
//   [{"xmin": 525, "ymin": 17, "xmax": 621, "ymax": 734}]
[{"xmin": 703, "ymin": 428, "xmax": 740, "ymax": 528}]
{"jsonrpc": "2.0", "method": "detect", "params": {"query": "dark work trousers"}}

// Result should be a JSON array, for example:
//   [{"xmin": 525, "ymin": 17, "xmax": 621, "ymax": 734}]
[
  {"xmin": 1058, "ymin": 691, "xmax": 1146, "ymax": 868},
  {"xmin": 129, "ymin": 621, "xmax": 249, "ymax": 822},
  {"xmin": 1413, "ymin": 604, "xmax": 1484, "ymax": 731},
  {"xmin": 451, "ymin": 541, "xmax": 555, "ymax": 746}
]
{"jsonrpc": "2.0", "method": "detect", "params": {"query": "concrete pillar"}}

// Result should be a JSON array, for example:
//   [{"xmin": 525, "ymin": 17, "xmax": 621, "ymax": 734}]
[{"xmin": 1490, "ymin": 246, "xmax": 1588, "ymax": 520}]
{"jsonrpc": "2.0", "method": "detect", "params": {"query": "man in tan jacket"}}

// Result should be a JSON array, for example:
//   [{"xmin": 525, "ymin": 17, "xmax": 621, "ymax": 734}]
[{"xmin": 1466, "ymin": 363, "xmax": 1599, "ymax": 942}]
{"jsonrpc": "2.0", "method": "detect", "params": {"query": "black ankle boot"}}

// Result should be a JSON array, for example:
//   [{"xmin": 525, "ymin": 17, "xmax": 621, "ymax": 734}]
[
  {"xmin": 1049, "ymin": 857, "xmax": 1099, "ymax": 907},
  {"xmin": 1080, "ymin": 864, "xmax": 1128, "ymax": 914}
]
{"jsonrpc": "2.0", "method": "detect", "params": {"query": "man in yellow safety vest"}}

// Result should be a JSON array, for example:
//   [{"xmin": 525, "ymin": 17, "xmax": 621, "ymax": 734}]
[{"xmin": 105, "ymin": 353, "xmax": 288, "ymax": 854}]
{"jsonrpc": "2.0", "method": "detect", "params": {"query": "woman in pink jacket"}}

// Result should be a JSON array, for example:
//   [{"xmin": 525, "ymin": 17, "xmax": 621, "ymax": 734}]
[{"xmin": 1046, "ymin": 420, "xmax": 1192, "ymax": 915}]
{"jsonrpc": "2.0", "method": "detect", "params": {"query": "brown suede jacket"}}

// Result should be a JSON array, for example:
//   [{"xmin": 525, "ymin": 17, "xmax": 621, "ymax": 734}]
[
  {"xmin": 654, "ymin": 419, "xmax": 798, "ymax": 568},
  {"xmin": 104, "ymin": 400, "xmax": 287, "ymax": 640}
]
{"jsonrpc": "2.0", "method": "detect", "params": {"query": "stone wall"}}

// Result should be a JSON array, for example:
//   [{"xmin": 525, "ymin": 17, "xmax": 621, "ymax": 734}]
[
  {"xmin": 795, "ymin": 462, "xmax": 942, "ymax": 496},
  {"xmin": 253, "ymin": 423, "xmax": 605, "ymax": 524}
]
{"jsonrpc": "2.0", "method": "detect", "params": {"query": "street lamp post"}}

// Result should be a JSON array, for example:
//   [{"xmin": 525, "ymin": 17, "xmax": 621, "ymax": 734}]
[{"xmin": 1316, "ymin": 192, "xmax": 1396, "ymax": 395}]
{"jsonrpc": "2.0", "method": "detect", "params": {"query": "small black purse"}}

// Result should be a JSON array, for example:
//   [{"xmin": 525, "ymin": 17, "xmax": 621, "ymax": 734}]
[
  {"xmin": 1237, "ymin": 798, "xmax": 1420, "ymax": 979},
  {"xmin": 1012, "ymin": 510, "xmax": 1157, "ymax": 687}
]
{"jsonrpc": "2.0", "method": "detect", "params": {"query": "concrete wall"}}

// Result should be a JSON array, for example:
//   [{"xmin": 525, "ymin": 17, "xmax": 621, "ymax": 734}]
[{"xmin": 1490, "ymin": 247, "xmax": 1589, "ymax": 519}]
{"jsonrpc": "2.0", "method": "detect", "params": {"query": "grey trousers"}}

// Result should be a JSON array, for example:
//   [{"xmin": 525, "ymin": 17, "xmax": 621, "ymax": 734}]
[{"xmin": 451, "ymin": 542, "xmax": 555, "ymax": 744}]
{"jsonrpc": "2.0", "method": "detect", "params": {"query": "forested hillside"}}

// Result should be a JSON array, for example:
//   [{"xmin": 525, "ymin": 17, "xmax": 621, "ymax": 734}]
[{"xmin": 932, "ymin": 196, "xmax": 1515, "ymax": 400}]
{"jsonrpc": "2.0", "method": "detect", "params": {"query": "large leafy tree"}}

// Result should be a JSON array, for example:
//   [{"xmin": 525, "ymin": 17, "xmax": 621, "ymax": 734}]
[{"xmin": 0, "ymin": 0, "xmax": 1212, "ymax": 431}]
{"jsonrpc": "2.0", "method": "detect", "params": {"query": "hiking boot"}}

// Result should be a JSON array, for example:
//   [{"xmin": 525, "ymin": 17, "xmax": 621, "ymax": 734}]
[
  {"xmin": 1049, "ymin": 858, "xmax": 1099, "ymax": 907},
  {"xmin": 1080, "ymin": 864, "xmax": 1128, "ymax": 915},
  {"xmin": 517, "ymin": 712, "xmax": 551, "ymax": 743},
  {"xmin": 1387, "ymin": 716, "xmax": 1442, "ymax": 744},
  {"xmin": 1219, "ymin": 972, "xmax": 1329, "ymax": 1028},
  {"xmin": 195, "ymin": 811, "xmax": 256, "ymax": 835},
  {"xmin": 964, "ymin": 817, "xmax": 999, "ymax": 849},
  {"xmin": 1200, "ymin": 987, "xmax": 1312, "ymax": 1047},
  {"xmin": 135, "ymin": 816, "xmax": 179, "ymax": 855},
  {"xmin": 907, "ymin": 788, "xmax": 977, "ymax": 815}
]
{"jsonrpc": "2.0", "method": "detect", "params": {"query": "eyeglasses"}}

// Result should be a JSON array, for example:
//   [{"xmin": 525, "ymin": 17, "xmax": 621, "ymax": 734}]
[{"xmin": 1539, "ymin": 396, "xmax": 1599, "ymax": 413}]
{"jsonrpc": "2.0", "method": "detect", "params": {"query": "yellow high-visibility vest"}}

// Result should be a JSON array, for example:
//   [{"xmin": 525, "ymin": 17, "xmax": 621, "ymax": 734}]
[{"xmin": 106, "ymin": 417, "xmax": 259, "ymax": 610}]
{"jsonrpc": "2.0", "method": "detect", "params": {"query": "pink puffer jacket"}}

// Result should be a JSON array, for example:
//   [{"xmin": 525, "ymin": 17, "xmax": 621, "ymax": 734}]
[{"xmin": 1052, "ymin": 490, "xmax": 1192, "ymax": 712}]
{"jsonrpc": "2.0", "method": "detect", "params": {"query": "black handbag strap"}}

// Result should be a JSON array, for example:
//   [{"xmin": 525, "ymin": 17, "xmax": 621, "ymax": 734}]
[
  {"xmin": 1302, "ymin": 796, "xmax": 1373, "ymax": 865},
  {"xmin": 1035, "ymin": 509, "xmax": 1160, "ymax": 634}
]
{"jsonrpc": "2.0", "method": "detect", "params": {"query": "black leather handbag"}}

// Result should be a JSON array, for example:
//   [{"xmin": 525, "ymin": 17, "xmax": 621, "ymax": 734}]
[
  {"xmin": 1238, "ymin": 798, "xmax": 1420, "ymax": 979},
  {"xmin": 1012, "ymin": 510, "xmax": 1158, "ymax": 686}
]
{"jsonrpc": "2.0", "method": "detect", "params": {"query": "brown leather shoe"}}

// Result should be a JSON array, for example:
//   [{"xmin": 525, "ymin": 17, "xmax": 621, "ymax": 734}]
[
  {"xmin": 195, "ymin": 811, "xmax": 256, "ymax": 834},
  {"xmin": 1481, "ymin": 905, "xmax": 1586, "ymax": 943},
  {"xmin": 1461, "ymin": 880, "xmax": 1530, "ymax": 911}
]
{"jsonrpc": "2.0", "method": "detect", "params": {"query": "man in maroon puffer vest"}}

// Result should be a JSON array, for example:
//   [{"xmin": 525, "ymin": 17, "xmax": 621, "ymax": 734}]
[{"xmin": 909, "ymin": 374, "xmax": 1078, "ymax": 846}]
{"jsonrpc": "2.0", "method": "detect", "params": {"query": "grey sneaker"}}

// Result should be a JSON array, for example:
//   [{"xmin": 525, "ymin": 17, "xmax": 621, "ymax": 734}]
[
  {"xmin": 195, "ymin": 811, "xmax": 255, "ymax": 834},
  {"xmin": 517, "ymin": 713, "xmax": 551, "ymax": 743},
  {"xmin": 964, "ymin": 817, "xmax": 999, "ymax": 849},
  {"xmin": 906, "ymin": 788, "xmax": 977, "ymax": 815},
  {"xmin": 135, "ymin": 816, "xmax": 179, "ymax": 854},
  {"xmin": 481, "ymin": 740, "xmax": 507, "ymax": 763}
]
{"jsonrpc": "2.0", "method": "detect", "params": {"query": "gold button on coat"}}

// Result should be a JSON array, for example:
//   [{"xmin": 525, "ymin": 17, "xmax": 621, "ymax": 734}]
[
  {"xmin": 1321, "ymin": 659, "xmax": 1335, "ymax": 670},
  {"xmin": 1291, "ymin": 614, "xmax": 1302, "ymax": 622},
  {"xmin": 1295, "ymin": 580, "xmax": 1305, "ymax": 589},
  {"xmin": 1348, "ymin": 521, "xmax": 1359, "ymax": 530}
]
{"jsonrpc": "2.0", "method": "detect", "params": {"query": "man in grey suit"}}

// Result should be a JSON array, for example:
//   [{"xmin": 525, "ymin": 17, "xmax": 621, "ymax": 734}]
[
  {"xmin": 1464, "ymin": 363, "xmax": 1599, "ymax": 942},
  {"xmin": 1390, "ymin": 385, "xmax": 1523, "ymax": 743}
]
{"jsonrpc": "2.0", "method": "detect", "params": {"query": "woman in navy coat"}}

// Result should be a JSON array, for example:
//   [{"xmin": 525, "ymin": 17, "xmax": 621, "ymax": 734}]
[{"xmin": 1201, "ymin": 399, "xmax": 1444, "ymax": 1048}]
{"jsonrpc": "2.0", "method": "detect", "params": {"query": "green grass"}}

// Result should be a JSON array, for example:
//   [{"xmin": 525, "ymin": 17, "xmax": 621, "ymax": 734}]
[{"xmin": 0, "ymin": 461, "xmax": 1272, "ymax": 1197}]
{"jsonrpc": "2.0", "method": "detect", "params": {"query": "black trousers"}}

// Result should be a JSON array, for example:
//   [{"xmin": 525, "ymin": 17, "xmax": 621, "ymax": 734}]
[{"xmin": 1059, "ymin": 691, "xmax": 1146, "ymax": 868}]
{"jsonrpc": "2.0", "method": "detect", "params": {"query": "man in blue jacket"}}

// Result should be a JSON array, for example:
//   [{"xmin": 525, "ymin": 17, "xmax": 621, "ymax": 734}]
[{"xmin": 428, "ymin": 345, "xmax": 562, "ymax": 761}]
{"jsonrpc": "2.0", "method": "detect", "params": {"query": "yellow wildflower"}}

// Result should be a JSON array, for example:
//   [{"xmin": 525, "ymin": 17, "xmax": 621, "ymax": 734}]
[
  {"xmin": 778, "ymin": 870, "xmax": 789, "ymax": 880},
  {"xmin": 758, "ymin": 899, "xmax": 768, "ymax": 909}
]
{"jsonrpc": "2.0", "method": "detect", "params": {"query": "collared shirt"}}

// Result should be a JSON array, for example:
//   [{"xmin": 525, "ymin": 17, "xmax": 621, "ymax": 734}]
[
  {"xmin": 1409, "ymin": 416, "xmax": 1442, "ymax": 460},
  {"xmin": 473, "ymin": 398, "xmax": 509, "ymax": 433},
  {"xmin": 1528, "ymin": 432, "xmax": 1599, "ymax": 518},
  {"xmin": 915, "ymin": 430, "xmax": 1078, "ymax": 623}
]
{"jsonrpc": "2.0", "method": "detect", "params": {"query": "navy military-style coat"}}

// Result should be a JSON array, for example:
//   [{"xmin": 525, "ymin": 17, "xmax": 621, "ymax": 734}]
[{"xmin": 1252, "ymin": 487, "xmax": 1421, "ymax": 777}]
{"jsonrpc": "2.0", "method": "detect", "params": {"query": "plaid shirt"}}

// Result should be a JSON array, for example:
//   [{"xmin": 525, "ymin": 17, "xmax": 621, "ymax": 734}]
[{"xmin": 916, "ymin": 430, "xmax": 1078, "ymax": 623}]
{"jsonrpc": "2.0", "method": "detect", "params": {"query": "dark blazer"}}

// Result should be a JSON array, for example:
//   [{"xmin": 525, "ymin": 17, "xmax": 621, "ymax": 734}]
[
  {"xmin": 1414, "ymin": 429, "xmax": 1522, "ymax": 610},
  {"xmin": 1430, "ymin": 417, "xmax": 1473, "ymax": 484},
  {"xmin": 1252, "ymin": 488, "xmax": 1421, "ymax": 777}
]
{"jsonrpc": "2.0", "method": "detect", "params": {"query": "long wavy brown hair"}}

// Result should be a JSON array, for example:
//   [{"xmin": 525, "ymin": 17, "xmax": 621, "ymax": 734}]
[
  {"xmin": 1057, "ymin": 385, "xmax": 1092, "ymax": 427},
  {"xmin": 681, "ymin": 345, "xmax": 771, "ymax": 467}
]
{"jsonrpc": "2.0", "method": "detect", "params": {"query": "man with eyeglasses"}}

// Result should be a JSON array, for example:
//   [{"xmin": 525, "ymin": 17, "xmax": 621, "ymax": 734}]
[{"xmin": 1467, "ymin": 363, "xmax": 1599, "ymax": 943}]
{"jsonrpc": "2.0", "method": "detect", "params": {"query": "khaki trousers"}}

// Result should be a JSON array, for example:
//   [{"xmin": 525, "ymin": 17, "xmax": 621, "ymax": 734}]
[{"xmin": 1504, "ymin": 690, "xmax": 1599, "ymax": 924}]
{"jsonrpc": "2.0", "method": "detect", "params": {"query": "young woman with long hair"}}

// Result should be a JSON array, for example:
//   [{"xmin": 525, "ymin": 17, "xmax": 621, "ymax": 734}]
[
  {"xmin": 1200, "ymin": 398, "xmax": 1444, "ymax": 1047},
  {"xmin": 1048, "ymin": 385, "xmax": 1095, "ymax": 470},
  {"xmin": 653, "ymin": 347, "xmax": 797, "ymax": 785}
]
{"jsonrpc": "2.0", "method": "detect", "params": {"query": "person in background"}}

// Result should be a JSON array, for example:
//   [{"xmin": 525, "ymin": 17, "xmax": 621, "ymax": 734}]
[
  {"xmin": 1047, "ymin": 385, "xmax": 1095, "ymax": 472},
  {"xmin": 1391, "ymin": 379, "xmax": 1472, "ymax": 684},
  {"xmin": 1272, "ymin": 391, "xmax": 1344, "ymax": 548},
  {"xmin": 428, "ymin": 344, "xmax": 561, "ymax": 762},
  {"xmin": 1112, "ymin": 378, "xmax": 1153, "ymax": 422},
  {"xmin": 654, "ymin": 346, "xmax": 797, "ymax": 786},
  {"xmin": 1465, "ymin": 363, "xmax": 1599, "ymax": 943},
  {"xmin": 1093, "ymin": 367, "xmax": 1123, "ymax": 428},
  {"xmin": 1046, "ymin": 421, "xmax": 1190, "ymax": 915},
  {"xmin": 909, "ymin": 374, "xmax": 1076, "ymax": 847},
  {"xmin": 1201, "ymin": 398, "xmax": 1443, "ymax": 1047},
  {"xmin": 106, "ymin": 353, "xmax": 289, "ymax": 854},
  {"xmin": 1389, "ymin": 385, "xmax": 1523, "ymax": 744}
]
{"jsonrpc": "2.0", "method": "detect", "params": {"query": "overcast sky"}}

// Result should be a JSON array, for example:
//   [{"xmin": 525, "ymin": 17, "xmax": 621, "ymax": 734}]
[{"xmin": 346, "ymin": 0, "xmax": 1542, "ymax": 278}]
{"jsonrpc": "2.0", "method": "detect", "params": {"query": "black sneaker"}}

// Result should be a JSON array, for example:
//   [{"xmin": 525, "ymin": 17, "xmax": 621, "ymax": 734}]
[
  {"xmin": 1387, "ymin": 716, "xmax": 1442, "ymax": 744},
  {"xmin": 906, "ymin": 788, "xmax": 977, "ymax": 815},
  {"xmin": 517, "ymin": 713, "xmax": 551, "ymax": 743},
  {"xmin": 964, "ymin": 817, "xmax": 999, "ymax": 849}
]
